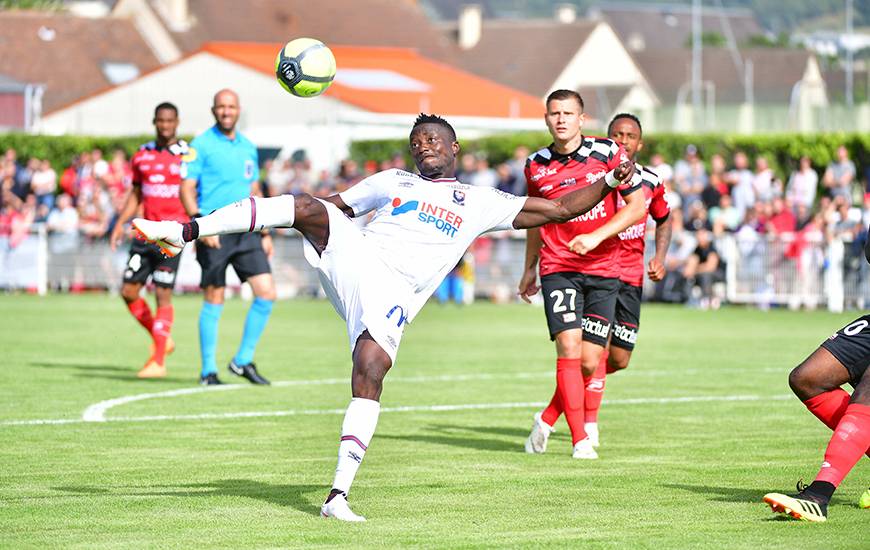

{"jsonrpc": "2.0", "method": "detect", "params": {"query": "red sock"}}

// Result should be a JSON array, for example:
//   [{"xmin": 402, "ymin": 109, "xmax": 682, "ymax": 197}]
[
  {"xmin": 804, "ymin": 390, "xmax": 870, "ymax": 458},
  {"xmin": 151, "ymin": 305, "xmax": 174, "ymax": 365},
  {"xmin": 541, "ymin": 388, "xmax": 562, "ymax": 427},
  {"xmin": 127, "ymin": 298, "xmax": 154, "ymax": 334},
  {"xmin": 554, "ymin": 358, "xmax": 586, "ymax": 444},
  {"xmin": 584, "ymin": 357, "xmax": 607, "ymax": 423},
  {"xmin": 814, "ymin": 403, "xmax": 870, "ymax": 486}
]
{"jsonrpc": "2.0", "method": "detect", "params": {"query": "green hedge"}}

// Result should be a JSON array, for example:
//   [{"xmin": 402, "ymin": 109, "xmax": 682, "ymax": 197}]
[
  {"xmin": 3, "ymin": 131, "xmax": 869, "ymax": 183},
  {"xmin": 351, "ymin": 132, "xmax": 870, "ymax": 181},
  {"xmin": 0, "ymin": 133, "xmax": 196, "ymax": 174}
]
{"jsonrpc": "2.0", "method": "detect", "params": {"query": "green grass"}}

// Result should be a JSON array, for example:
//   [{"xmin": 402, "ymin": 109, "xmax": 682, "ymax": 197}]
[{"xmin": 0, "ymin": 295, "xmax": 867, "ymax": 548}]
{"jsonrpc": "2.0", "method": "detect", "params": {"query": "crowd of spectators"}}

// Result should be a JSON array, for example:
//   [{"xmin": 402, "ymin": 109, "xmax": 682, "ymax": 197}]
[
  {"xmin": 2, "ymin": 141, "xmax": 869, "ymax": 306},
  {"xmin": 648, "ymin": 144, "xmax": 869, "ymax": 309},
  {"xmin": 1, "ymin": 147, "xmax": 132, "ymax": 251}
]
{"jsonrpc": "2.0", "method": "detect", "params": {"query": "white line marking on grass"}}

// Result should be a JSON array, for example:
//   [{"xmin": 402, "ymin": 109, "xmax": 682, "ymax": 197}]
[
  {"xmin": 0, "ymin": 393, "xmax": 792, "ymax": 427},
  {"xmin": 81, "ymin": 384, "xmax": 247, "ymax": 422},
  {"xmin": 81, "ymin": 371, "xmax": 556, "ymax": 423}
]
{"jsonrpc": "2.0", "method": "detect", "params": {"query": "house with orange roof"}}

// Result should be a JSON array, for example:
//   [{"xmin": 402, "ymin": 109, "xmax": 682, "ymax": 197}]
[{"xmin": 40, "ymin": 42, "xmax": 545, "ymax": 172}]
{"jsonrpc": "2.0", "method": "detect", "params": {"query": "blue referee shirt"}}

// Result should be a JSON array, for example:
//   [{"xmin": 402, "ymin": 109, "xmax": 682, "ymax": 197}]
[{"xmin": 183, "ymin": 125, "xmax": 259, "ymax": 213}]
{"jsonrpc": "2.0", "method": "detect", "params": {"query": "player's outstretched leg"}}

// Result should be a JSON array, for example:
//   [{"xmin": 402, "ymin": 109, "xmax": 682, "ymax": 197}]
[
  {"xmin": 790, "ymin": 347, "xmax": 870, "ymax": 459},
  {"xmin": 322, "ymin": 332, "xmax": 390, "ymax": 522},
  {"xmin": 132, "ymin": 194, "xmax": 301, "ymax": 256},
  {"xmin": 765, "ymin": 343, "xmax": 870, "ymax": 522}
]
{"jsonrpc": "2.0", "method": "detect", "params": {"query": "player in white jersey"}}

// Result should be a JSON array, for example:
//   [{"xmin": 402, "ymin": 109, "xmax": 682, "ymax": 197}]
[{"xmin": 132, "ymin": 114, "xmax": 636, "ymax": 522}]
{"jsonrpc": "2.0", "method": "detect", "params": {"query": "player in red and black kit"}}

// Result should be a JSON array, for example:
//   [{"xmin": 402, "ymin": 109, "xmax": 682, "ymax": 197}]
[
  {"xmin": 519, "ymin": 90, "xmax": 645, "ymax": 459},
  {"xmin": 761, "ymin": 237, "xmax": 870, "ymax": 520},
  {"xmin": 579, "ymin": 113, "xmax": 672, "ymax": 444},
  {"xmin": 110, "ymin": 102, "xmax": 190, "ymax": 378}
]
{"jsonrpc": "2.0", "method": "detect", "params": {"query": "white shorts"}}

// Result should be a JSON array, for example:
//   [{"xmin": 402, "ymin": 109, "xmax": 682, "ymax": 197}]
[{"xmin": 302, "ymin": 200, "xmax": 413, "ymax": 365}]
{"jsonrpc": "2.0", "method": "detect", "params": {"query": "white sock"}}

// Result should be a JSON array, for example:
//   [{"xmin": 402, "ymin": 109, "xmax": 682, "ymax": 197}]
[
  {"xmin": 585, "ymin": 422, "xmax": 599, "ymax": 439},
  {"xmin": 331, "ymin": 398, "xmax": 381, "ymax": 495},
  {"xmin": 196, "ymin": 195, "xmax": 295, "ymax": 237}
]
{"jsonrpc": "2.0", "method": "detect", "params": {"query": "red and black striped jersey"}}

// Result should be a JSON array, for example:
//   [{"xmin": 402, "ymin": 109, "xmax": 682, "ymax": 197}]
[
  {"xmin": 616, "ymin": 163, "xmax": 670, "ymax": 286},
  {"xmin": 131, "ymin": 140, "xmax": 190, "ymax": 224},
  {"xmin": 524, "ymin": 136, "xmax": 638, "ymax": 278}
]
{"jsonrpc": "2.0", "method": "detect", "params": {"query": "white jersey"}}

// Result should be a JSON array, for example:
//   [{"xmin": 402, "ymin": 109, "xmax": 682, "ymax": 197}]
[{"xmin": 339, "ymin": 168, "xmax": 525, "ymax": 320}]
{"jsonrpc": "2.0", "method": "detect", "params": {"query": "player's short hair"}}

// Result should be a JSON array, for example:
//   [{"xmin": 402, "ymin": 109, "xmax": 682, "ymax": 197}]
[
  {"xmin": 412, "ymin": 113, "xmax": 456, "ymax": 142},
  {"xmin": 608, "ymin": 112, "xmax": 642, "ymax": 136},
  {"xmin": 546, "ymin": 89, "xmax": 584, "ymax": 111},
  {"xmin": 154, "ymin": 102, "xmax": 178, "ymax": 117}
]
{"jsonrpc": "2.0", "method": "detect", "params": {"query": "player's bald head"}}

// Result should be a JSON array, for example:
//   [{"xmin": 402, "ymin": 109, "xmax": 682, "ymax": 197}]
[{"xmin": 213, "ymin": 88, "xmax": 239, "ymax": 108}]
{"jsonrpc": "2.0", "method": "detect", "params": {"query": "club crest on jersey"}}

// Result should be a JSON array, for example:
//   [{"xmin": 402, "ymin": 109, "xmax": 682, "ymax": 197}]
[{"xmin": 452, "ymin": 190, "xmax": 465, "ymax": 205}]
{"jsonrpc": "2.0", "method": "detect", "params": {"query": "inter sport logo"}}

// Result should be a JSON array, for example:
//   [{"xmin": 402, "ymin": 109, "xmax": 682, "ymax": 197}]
[
  {"xmin": 391, "ymin": 198, "xmax": 419, "ymax": 216},
  {"xmin": 390, "ymin": 197, "xmax": 463, "ymax": 237}
]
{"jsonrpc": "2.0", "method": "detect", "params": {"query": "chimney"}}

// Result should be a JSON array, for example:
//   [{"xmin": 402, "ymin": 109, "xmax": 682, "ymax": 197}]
[
  {"xmin": 157, "ymin": 0, "xmax": 190, "ymax": 31},
  {"xmin": 555, "ymin": 4, "xmax": 577, "ymax": 24},
  {"xmin": 458, "ymin": 4, "xmax": 482, "ymax": 50}
]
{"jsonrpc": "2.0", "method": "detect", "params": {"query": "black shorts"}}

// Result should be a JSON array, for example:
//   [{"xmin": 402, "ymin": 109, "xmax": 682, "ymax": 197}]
[
  {"xmin": 123, "ymin": 239, "xmax": 182, "ymax": 288},
  {"xmin": 196, "ymin": 233, "xmax": 271, "ymax": 288},
  {"xmin": 540, "ymin": 272, "xmax": 619, "ymax": 346},
  {"xmin": 611, "ymin": 281, "xmax": 642, "ymax": 352},
  {"xmin": 819, "ymin": 315, "xmax": 870, "ymax": 386}
]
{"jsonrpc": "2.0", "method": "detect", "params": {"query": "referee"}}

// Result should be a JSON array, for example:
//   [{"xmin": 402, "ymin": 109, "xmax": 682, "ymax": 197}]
[{"xmin": 181, "ymin": 88, "xmax": 274, "ymax": 385}]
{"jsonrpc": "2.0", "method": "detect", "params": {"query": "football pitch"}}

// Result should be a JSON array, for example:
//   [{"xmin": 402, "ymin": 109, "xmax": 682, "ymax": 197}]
[{"xmin": 1, "ymin": 294, "xmax": 867, "ymax": 548}]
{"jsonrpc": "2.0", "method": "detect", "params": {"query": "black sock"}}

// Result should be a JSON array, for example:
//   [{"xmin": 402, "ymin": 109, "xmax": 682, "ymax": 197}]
[
  {"xmin": 181, "ymin": 220, "xmax": 199, "ymax": 242},
  {"xmin": 805, "ymin": 481, "xmax": 835, "ymax": 503}
]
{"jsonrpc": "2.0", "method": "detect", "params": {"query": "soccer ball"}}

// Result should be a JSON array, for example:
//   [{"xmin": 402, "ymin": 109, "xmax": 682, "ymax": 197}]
[{"xmin": 275, "ymin": 38, "xmax": 336, "ymax": 97}]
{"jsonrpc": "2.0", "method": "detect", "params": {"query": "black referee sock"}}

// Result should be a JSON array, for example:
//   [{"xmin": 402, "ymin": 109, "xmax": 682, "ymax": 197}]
[{"xmin": 181, "ymin": 220, "xmax": 199, "ymax": 242}]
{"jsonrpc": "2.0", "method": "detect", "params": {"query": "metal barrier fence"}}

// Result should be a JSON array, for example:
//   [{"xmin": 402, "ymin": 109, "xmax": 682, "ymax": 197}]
[{"xmin": 1, "ymin": 225, "xmax": 865, "ymax": 312}]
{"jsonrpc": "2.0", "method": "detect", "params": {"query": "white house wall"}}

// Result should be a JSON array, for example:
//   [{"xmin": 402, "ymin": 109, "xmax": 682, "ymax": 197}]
[
  {"xmin": 549, "ymin": 23, "xmax": 649, "ymax": 94},
  {"xmin": 39, "ymin": 52, "xmax": 360, "ymax": 138},
  {"xmin": 39, "ymin": 52, "xmax": 544, "ymax": 173}
]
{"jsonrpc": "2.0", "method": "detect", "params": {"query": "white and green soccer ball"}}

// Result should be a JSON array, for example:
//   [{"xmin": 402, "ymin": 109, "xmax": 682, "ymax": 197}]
[{"xmin": 275, "ymin": 37, "xmax": 336, "ymax": 97}]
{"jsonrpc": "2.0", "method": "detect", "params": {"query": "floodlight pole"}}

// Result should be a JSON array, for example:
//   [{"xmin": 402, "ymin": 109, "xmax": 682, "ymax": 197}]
[
  {"xmin": 692, "ymin": 0, "xmax": 703, "ymax": 130},
  {"xmin": 846, "ymin": 0, "xmax": 854, "ymax": 107}
]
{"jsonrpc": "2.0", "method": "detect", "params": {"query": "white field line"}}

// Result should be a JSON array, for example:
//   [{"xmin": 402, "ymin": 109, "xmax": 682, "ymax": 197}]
[
  {"xmin": 1, "ymin": 393, "xmax": 793, "ymax": 427},
  {"xmin": 80, "ymin": 367, "xmax": 790, "ymax": 423},
  {"xmin": 78, "ymin": 372, "xmax": 555, "ymax": 423}
]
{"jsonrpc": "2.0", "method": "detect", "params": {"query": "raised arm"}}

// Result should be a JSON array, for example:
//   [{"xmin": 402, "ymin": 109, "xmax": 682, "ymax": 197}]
[
  {"xmin": 109, "ymin": 184, "xmax": 142, "ymax": 250},
  {"xmin": 513, "ymin": 162, "xmax": 635, "ymax": 229}
]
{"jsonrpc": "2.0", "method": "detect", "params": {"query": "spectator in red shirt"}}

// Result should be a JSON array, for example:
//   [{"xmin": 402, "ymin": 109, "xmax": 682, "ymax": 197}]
[{"xmin": 767, "ymin": 197, "xmax": 797, "ymax": 234}]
